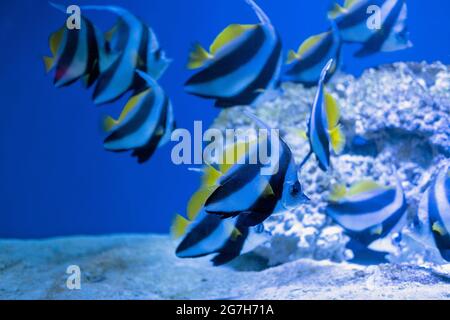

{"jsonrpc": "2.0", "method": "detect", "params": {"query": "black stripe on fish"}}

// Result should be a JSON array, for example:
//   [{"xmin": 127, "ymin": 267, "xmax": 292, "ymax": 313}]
[
  {"xmin": 185, "ymin": 27, "xmax": 265, "ymax": 88},
  {"xmin": 354, "ymin": 0, "xmax": 405, "ymax": 57}
]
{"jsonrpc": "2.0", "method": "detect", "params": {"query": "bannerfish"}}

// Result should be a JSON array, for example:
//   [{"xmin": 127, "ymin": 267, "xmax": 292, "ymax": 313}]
[
  {"xmin": 173, "ymin": 211, "xmax": 270, "ymax": 266},
  {"xmin": 81, "ymin": 5, "xmax": 172, "ymax": 104},
  {"xmin": 172, "ymin": 141, "xmax": 272, "ymax": 265},
  {"xmin": 328, "ymin": 0, "xmax": 412, "ymax": 57},
  {"xmin": 102, "ymin": 70, "xmax": 174, "ymax": 163},
  {"xmin": 299, "ymin": 59, "xmax": 345, "ymax": 172},
  {"xmin": 424, "ymin": 165, "xmax": 450, "ymax": 261},
  {"xmin": 204, "ymin": 111, "xmax": 309, "ymax": 227},
  {"xmin": 326, "ymin": 174, "xmax": 408, "ymax": 253},
  {"xmin": 184, "ymin": 0, "xmax": 282, "ymax": 108},
  {"xmin": 283, "ymin": 25, "xmax": 342, "ymax": 86},
  {"xmin": 44, "ymin": 3, "xmax": 102, "ymax": 88}
]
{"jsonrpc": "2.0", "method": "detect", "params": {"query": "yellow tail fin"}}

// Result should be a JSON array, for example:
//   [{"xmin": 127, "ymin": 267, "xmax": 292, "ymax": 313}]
[
  {"xmin": 170, "ymin": 214, "xmax": 191, "ymax": 239},
  {"xmin": 43, "ymin": 56, "xmax": 54, "ymax": 73},
  {"xmin": 329, "ymin": 125, "xmax": 346, "ymax": 154},
  {"xmin": 187, "ymin": 44, "xmax": 212, "ymax": 69}
]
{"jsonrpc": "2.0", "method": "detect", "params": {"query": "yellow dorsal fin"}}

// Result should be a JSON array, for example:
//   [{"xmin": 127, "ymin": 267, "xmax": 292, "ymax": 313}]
[
  {"xmin": 210, "ymin": 24, "xmax": 256, "ymax": 55},
  {"xmin": 295, "ymin": 129, "xmax": 308, "ymax": 140},
  {"xmin": 187, "ymin": 185, "xmax": 218, "ymax": 221},
  {"xmin": 262, "ymin": 183, "xmax": 275, "ymax": 197},
  {"xmin": 344, "ymin": 0, "xmax": 359, "ymax": 8},
  {"xmin": 286, "ymin": 50, "xmax": 300, "ymax": 64},
  {"xmin": 347, "ymin": 180, "xmax": 384, "ymax": 197},
  {"xmin": 329, "ymin": 125, "xmax": 346, "ymax": 154},
  {"xmin": 324, "ymin": 92, "xmax": 340, "ymax": 130},
  {"xmin": 328, "ymin": 3, "xmax": 348, "ymax": 19},
  {"xmin": 371, "ymin": 225, "xmax": 383, "ymax": 235},
  {"xmin": 296, "ymin": 32, "xmax": 328, "ymax": 58},
  {"xmin": 103, "ymin": 89, "xmax": 150, "ymax": 132},
  {"xmin": 432, "ymin": 222, "xmax": 448, "ymax": 236},
  {"xmin": 43, "ymin": 56, "xmax": 54, "ymax": 73},
  {"xmin": 329, "ymin": 184, "xmax": 347, "ymax": 201},
  {"xmin": 105, "ymin": 23, "xmax": 118, "ymax": 42},
  {"xmin": 201, "ymin": 163, "xmax": 223, "ymax": 186},
  {"xmin": 170, "ymin": 214, "xmax": 191, "ymax": 239},
  {"xmin": 230, "ymin": 227, "xmax": 243, "ymax": 241},
  {"xmin": 49, "ymin": 27, "xmax": 65, "ymax": 56},
  {"xmin": 219, "ymin": 140, "xmax": 255, "ymax": 173},
  {"xmin": 187, "ymin": 44, "xmax": 213, "ymax": 69}
]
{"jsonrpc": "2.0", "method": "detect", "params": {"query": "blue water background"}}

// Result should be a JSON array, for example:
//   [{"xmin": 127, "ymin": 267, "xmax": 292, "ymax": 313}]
[{"xmin": 0, "ymin": 0, "xmax": 449, "ymax": 238}]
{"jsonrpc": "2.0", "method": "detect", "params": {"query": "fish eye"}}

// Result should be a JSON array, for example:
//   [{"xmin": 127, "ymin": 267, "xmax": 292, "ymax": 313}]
[{"xmin": 289, "ymin": 181, "xmax": 301, "ymax": 196}]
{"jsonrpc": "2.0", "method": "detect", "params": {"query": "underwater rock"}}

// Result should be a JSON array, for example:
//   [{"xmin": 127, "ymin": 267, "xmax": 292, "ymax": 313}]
[
  {"xmin": 211, "ymin": 62, "xmax": 450, "ymax": 265},
  {"xmin": 1, "ymin": 234, "xmax": 450, "ymax": 300}
]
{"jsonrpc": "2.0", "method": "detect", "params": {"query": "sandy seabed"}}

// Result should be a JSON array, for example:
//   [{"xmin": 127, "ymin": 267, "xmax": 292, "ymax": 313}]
[{"xmin": 0, "ymin": 234, "xmax": 449, "ymax": 300}]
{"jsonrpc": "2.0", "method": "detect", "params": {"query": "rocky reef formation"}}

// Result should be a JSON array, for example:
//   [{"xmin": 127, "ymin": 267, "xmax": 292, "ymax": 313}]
[{"xmin": 211, "ymin": 62, "xmax": 450, "ymax": 266}]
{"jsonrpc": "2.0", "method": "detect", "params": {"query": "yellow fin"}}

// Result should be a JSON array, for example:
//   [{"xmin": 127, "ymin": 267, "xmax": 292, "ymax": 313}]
[
  {"xmin": 170, "ymin": 214, "xmax": 191, "ymax": 239},
  {"xmin": 371, "ymin": 225, "xmax": 383, "ymax": 236},
  {"xmin": 344, "ymin": 0, "xmax": 359, "ymax": 8},
  {"xmin": 296, "ymin": 32, "xmax": 328, "ymax": 57},
  {"xmin": 286, "ymin": 49, "xmax": 299, "ymax": 64},
  {"xmin": 104, "ymin": 89, "xmax": 150, "ymax": 132},
  {"xmin": 262, "ymin": 183, "xmax": 275, "ymax": 197},
  {"xmin": 210, "ymin": 24, "xmax": 256, "ymax": 55},
  {"xmin": 230, "ymin": 227, "xmax": 243, "ymax": 241},
  {"xmin": 432, "ymin": 222, "xmax": 448, "ymax": 236},
  {"xmin": 43, "ymin": 56, "xmax": 54, "ymax": 72},
  {"xmin": 187, "ymin": 186, "xmax": 218, "ymax": 221},
  {"xmin": 329, "ymin": 184, "xmax": 347, "ymax": 201},
  {"xmin": 49, "ymin": 27, "xmax": 65, "ymax": 56},
  {"xmin": 220, "ymin": 140, "xmax": 255, "ymax": 173},
  {"xmin": 347, "ymin": 180, "xmax": 384, "ymax": 197},
  {"xmin": 324, "ymin": 92, "xmax": 340, "ymax": 130},
  {"xmin": 295, "ymin": 129, "xmax": 308, "ymax": 140},
  {"xmin": 105, "ymin": 23, "xmax": 118, "ymax": 42},
  {"xmin": 328, "ymin": 3, "xmax": 348, "ymax": 19},
  {"xmin": 201, "ymin": 163, "xmax": 223, "ymax": 186},
  {"xmin": 329, "ymin": 125, "xmax": 346, "ymax": 154},
  {"xmin": 102, "ymin": 116, "xmax": 117, "ymax": 132},
  {"xmin": 187, "ymin": 44, "xmax": 212, "ymax": 69}
]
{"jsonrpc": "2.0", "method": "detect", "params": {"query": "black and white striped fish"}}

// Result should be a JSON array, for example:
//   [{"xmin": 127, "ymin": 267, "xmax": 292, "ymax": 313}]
[
  {"xmin": 326, "ymin": 175, "xmax": 408, "ymax": 253},
  {"xmin": 44, "ymin": 3, "xmax": 102, "ymax": 88},
  {"xmin": 283, "ymin": 24, "xmax": 342, "ymax": 86},
  {"xmin": 81, "ymin": 5, "xmax": 172, "ymax": 104},
  {"xmin": 299, "ymin": 60, "xmax": 345, "ymax": 172},
  {"xmin": 328, "ymin": 0, "xmax": 412, "ymax": 57},
  {"xmin": 424, "ymin": 165, "xmax": 450, "ymax": 261},
  {"xmin": 184, "ymin": 0, "xmax": 282, "ymax": 108},
  {"xmin": 204, "ymin": 111, "xmax": 309, "ymax": 227},
  {"xmin": 102, "ymin": 70, "xmax": 174, "ymax": 163},
  {"xmin": 172, "ymin": 141, "xmax": 272, "ymax": 266}
]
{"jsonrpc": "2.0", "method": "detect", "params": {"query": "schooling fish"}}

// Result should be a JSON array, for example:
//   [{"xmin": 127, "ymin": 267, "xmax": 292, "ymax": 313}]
[
  {"xmin": 299, "ymin": 59, "xmax": 345, "ymax": 171},
  {"xmin": 81, "ymin": 5, "xmax": 171, "ymax": 104},
  {"xmin": 44, "ymin": 3, "xmax": 102, "ymax": 88},
  {"xmin": 204, "ymin": 111, "xmax": 309, "ymax": 227},
  {"xmin": 184, "ymin": 0, "xmax": 282, "ymax": 108},
  {"xmin": 326, "ymin": 174, "xmax": 408, "ymax": 253},
  {"xmin": 102, "ymin": 70, "xmax": 174, "ymax": 163},
  {"xmin": 283, "ymin": 25, "xmax": 342, "ymax": 86},
  {"xmin": 172, "ymin": 142, "xmax": 272, "ymax": 265},
  {"xmin": 328, "ymin": 0, "xmax": 412, "ymax": 57},
  {"xmin": 424, "ymin": 165, "xmax": 450, "ymax": 261}
]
